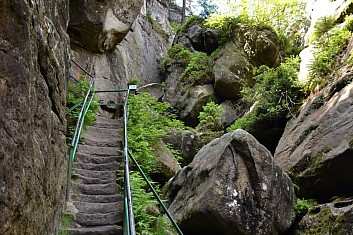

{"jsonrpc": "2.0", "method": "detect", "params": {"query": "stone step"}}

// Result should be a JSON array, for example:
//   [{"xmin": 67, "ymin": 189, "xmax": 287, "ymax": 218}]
[
  {"xmin": 72, "ymin": 174, "xmax": 114, "ymax": 185},
  {"xmin": 71, "ymin": 194, "xmax": 123, "ymax": 203},
  {"xmin": 75, "ymin": 211, "xmax": 122, "ymax": 226},
  {"xmin": 94, "ymin": 116, "xmax": 123, "ymax": 128},
  {"xmin": 82, "ymin": 136, "xmax": 122, "ymax": 148},
  {"xmin": 67, "ymin": 225, "xmax": 123, "ymax": 235},
  {"xmin": 73, "ymin": 162, "xmax": 120, "ymax": 172},
  {"xmin": 75, "ymin": 169, "xmax": 116, "ymax": 180},
  {"xmin": 72, "ymin": 182, "xmax": 120, "ymax": 195},
  {"xmin": 75, "ymin": 154, "xmax": 121, "ymax": 165},
  {"xmin": 73, "ymin": 201, "xmax": 122, "ymax": 214},
  {"xmin": 77, "ymin": 145, "xmax": 120, "ymax": 156},
  {"xmin": 86, "ymin": 126, "xmax": 120, "ymax": 136}
]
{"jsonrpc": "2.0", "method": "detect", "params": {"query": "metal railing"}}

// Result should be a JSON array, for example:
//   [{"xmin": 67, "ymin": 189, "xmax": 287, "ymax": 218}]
[{"xmin": 65, "ymin": 62, "xmax": 182, "ymax": 234}]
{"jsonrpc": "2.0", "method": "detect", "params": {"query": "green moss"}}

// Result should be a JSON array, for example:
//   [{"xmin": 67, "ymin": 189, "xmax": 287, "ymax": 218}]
[
  {"xmin": 294, "ymin": 198, "xmax": 318, "ymax": 217},
  {"xmin": 56, "ymin": 213, "xmax": 74, "ymax": 235}
]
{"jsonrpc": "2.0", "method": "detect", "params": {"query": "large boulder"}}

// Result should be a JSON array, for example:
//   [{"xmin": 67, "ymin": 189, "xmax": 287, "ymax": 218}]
[
  {"xmin": 235, "ymin": 25, "xmax": 281, "ymax": 67},
  {"xmin": 292, "ymin": 199, "xmax": 353, "ymax": 234},
  {"xmin": 163, "ymin": 129, "xmax": 202, "ymax": 166},
  {"xmin": 165, "ymin": 130, "xmax": 296, "ymax": 235},
  {"xmin": 68, "ymin": 0, "xmax": 143, "ymax": 53},
  {"xmin": 213, "ymin": 42, "xmax": 253, "ymax": 100},
  {"xmin": 220, "ymin": 100, "xmax": 248, "ymax": 128},
  {"xmin": 0, "ymin": 0, "xmax": 70, "ymax": 234},
  {"xmin": 275, "ymin": 70, "xmax": 353, "ymax": 201}
]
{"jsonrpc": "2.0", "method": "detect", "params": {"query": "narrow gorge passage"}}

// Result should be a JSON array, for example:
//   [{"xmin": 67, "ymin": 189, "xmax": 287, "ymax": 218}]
[{"xmin": 65, "ymin": 115, "xmax": 124, "ymax": 235}]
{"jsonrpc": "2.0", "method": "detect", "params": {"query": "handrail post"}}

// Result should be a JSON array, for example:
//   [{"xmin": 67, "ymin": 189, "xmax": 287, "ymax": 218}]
[{"xmin": 123, "ymin": 86, "xmax": 136, "ymax": 235}]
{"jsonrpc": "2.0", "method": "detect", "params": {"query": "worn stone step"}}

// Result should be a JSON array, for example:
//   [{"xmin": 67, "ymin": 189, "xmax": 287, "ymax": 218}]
[
  {"xmin": 82, "ymin": 135, "xmax": 122, "ymax": 147},
  {"xmin": 77, "ymin": 145, "xmax": 120, "ymax": 156},
  {"xmin": 75, "ymin": 169, "xmax": 116, "ymax": 180},
  {"xmin": 75, "ymin": 211, "xmax": 122, "ymax": 226},
  {"xmin": 94, "ymin": 116, "xmax": 123, "ymax": 128},
  {"xmin": 72, "ymin": 182, "xmax": 119, "ymax": 195},
  {"xmin": 86, "ymin": 126, "xmax": 120, "ymax": 135},
  {"xmin": 73, "ymin": 201, "xmax": 122, "ymax": 214},
  {"xmin": 73, "ymin": 162, "xmax": 119, "ymax": 172},
  {"xmin": 71, "ymin": 194, "xmax": 123, "ymax": 203},
  {"xmin": 67, "ymin": 225, "xmax": 123, "ymax": 235},
  {"xmin": 75, "ymin": 154, "xmax": 121, "ymax": 165},
  {"xmin": 72, "ymin": 174, "xmax": 114, "ymax": 185}
]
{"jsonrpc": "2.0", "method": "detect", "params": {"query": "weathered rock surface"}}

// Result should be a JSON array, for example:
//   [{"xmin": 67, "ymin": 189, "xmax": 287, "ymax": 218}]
[
  {"xmin": 213, "ymin": 42, "xmax": 253, "ymax": 100},
  {"xmin": 68, "ymin": 0, "xmax": 143, "ymax": 53},
  {"xmin": 138, "ymin": 83, "xmax": 165, "ymax": 101},
  {"xmin": 0, "ymin": 0, "xmax": 70, "ymax": 234},
  {"xmin": 275, "ymin": 70, "xmax": 353, "ymax": 201},
  {"xmin": 165, "ymin": 129, "xmax": 296, "ymax": 235},
  {"xmin": 220, "ymin": 100, "xmax": 248, "ymax": 128},
  {"xmin": 291, "ymin": 199, "xmax": 353, "ymax": 234},
  {"xmin": 71, "ymin": 0, "xmax": 173, "ymax": 105},
  {"xmin": 163, "ymin": 129, "xmax": 202, "ymax": 166}
]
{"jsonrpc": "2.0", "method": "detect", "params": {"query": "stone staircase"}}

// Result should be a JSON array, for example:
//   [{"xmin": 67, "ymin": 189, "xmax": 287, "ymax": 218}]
[{"xmin": 65, "ymin": 116, "xmax": 124, "ymax": 235}]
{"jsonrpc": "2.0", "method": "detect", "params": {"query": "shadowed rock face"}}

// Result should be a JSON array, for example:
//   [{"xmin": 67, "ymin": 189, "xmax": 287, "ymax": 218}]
[
  {"xmin": 68, "ymin": 0, "xmax": 143, "ymax": 53},
  {"xmin": 165, "ymin": 130, "xmax": 296, "ymax": 235},
  {"xmin": 0, "ymin": 0, "xmax": 70, "ymax": 234},
  {"xmin": 275, "ymin": 69, "xmax": 353, "ymax": 202}
]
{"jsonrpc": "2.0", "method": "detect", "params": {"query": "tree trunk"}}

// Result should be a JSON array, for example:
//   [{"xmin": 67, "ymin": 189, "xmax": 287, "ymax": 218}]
[{"xmin": 182, "ymin": 0, "xmax": 186, "ymax": 23}]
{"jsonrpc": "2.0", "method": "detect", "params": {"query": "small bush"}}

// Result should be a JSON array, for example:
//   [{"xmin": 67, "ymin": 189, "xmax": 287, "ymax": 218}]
[
  {"xmin": 128, "ymin": 77, "xmax": 142, "ymax": 86},
  {"xmin": 228, "ymin": 56, "xmax": 304, "ymax": 133},
  {"xmin": 197, "ymin": 102, "xmax": 223, "ymax": 131},
  {"xmin": 181, "ymin": 52, "xmax": 213, "ymax": 82},
  {"xmin": 159, "ymin": 44, "xmax": 192, "ymax": 73},
  {"xmin": 294, "ymin": 198, "xmax": 318, "ymax": 217},
  {"xmin": 311, "ymin": 16, "xmax": 336, "ymax": 42}
]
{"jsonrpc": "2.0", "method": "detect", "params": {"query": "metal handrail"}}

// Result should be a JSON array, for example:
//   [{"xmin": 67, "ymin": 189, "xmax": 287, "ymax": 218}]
[
  {"xmin": 123, "ymin": 87, "xmax": 136, "ymax": 235},
  {"xmin": 128, "ymin": 150, "xmax": 184, "ymax": 235}
]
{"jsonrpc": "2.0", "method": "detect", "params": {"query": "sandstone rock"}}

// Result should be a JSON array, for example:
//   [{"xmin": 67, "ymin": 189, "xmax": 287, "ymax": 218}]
[
  {"xmin": 0, "ymin": 0, "xmax": 70, "ymax": 234},
  {"xmin": 168, "ymin": 2, "xmax": 182, "ymax": 24},
  {"xmin": 220, "ymin": 100, "xmax": 248, "ymax": 128},
  {"xmin": 153, "ymin": 142, "xmax": 181, "ymax": 184},
  {"xmin": 235, "ymin": 25, "xmax": 281, "ymax": 67},
  {"xmin": 138, "ymin": 83, "xmax": 165, "ymax": 101},
  {"xmin": 71, "ymin": 0, "xmax": 172, "ymax": 105},
  {"xmin": 275, "ymin": 70, "xmax": 353, "ymax": 201},
  {"xmin": 163, "ymin": 129, "xmax": 202, "ymax": 166},
  {"xmin": 292, "ymin": 199, "xmax": 353, "ymax": 234},
  {"xmin": 165, "ymin": 130, "xmax": 296, "ymax": 235},
  {"xmin": 179, "ymin": 85, "xmax": 218, "ymax": 127},
  {"xmin": 213, "ymin": 42, "xmax": 253, "ymax": 100},
  {"xmin": 68, "ymin": 0, "xmax": 143, "ymax": 53}
]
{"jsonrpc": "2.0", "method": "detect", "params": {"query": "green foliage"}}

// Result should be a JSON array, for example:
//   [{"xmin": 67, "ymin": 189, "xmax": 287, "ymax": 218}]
[
  {"xmin": 343, "ymin": 15, "xmax": 353, "ymax": 32},
  {"xmin": 56, "ymin": 213, "xmax": 74, "ymax": 235},
  {"xmin": 128, "ymin": 77, "xmax": 142, "ymax": 86},
  {"xmin": 128, "ymin": 92, "xmax": 184, "ymax": 174},
  {"xmin": 130, "ymin": 173, "xmax": 173, "ymax": 235},
  {"xmin": 159, "ymin": 44, "xmax": 192, "ymax": 72},
  {"xmin": 181, "ymin": 52, "xmax": 213, "ymax": 81},
  {"xmin": 309, "ymin": 27, "xmax": 352, "ymax": 91},
  {"xmin": 197, "ymin": 102, "xmax": 223, "ymax": 131},
  {"xmin": 198, "ymin": 0, "xmax": 218, "ymax": 18},
  {"xmin": 311, "ymin": 16, "xmax": 335, "ymax": 42},
  {"xmin": 127, "ymin": 93, "xmax": 185, "ymax": 234},
  {"xmin": 294, "ymin": 198, "xmax": 318, "ymax": 217},
  {"xmin": 228, "ymin": 56, "xmax": 304, "ymax": 133},
  {"xmin": 66, "ymin": 78, "xmax": 99, "ymax": 143},
  {"xmin": 146, "ymin": 11, "xmax": 169, "ymax": 40}
]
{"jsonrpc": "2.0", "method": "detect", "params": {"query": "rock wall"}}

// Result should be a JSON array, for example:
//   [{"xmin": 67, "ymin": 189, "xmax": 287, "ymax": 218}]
[
  {"xmin": 70, "ymin": 0, "xmax": 173, "ymax": 105},
  {"xmin": 0, "ymin": 0, "xmax": 70, "ymax": 234}
]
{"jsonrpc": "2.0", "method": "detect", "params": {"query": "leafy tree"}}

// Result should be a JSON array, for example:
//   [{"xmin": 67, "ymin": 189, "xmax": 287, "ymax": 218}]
[{"xmin": 198, "ymin": 0, "xmax": 218, "ymax": 18}]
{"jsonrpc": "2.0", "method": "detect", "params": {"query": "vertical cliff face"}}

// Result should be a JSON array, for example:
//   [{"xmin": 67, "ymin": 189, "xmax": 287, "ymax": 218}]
[
  {"xmin": 0, "ymin": 0, "xmax": 70, "ymax": 234},
  {"xmin": 70, "ymin": 0, "xmax": 174, "ymax": 105}
]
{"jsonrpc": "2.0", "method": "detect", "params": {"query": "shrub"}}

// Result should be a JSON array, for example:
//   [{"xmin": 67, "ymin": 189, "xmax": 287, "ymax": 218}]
[
  {"xmin": 181, "ymin": 52, "xmax": 213, "ymax": 82},
  {"xmin": 128, "ymin": 77, "xmax": 142, "ymax": 86},
  {"xmin": 66, "ymin": 77, "xmax": 99, "ymax": 144},
  {"xmin": 159, "ymin": 44, "xmax": 192, "ymax": 73},
  {"xmin": 228, "ymin": 56, "xmax": 304, "ymax": 134},
  {"xmin": 197, "ymin": 101, "xmax": 223, "ymax": 131},
  {"xmin": 310, "ymin": 16, "xmax": 336, "ymax": 42},
  {"xmin": 294, "ymin": 198, "xmax": 318, "ymax": 217},
  {"xmin": 127, "ymin": 92, "xmax": 184, "ymax": 174}
]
